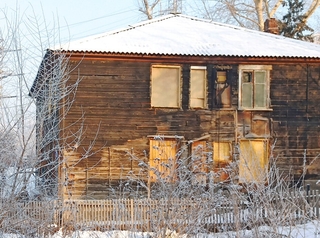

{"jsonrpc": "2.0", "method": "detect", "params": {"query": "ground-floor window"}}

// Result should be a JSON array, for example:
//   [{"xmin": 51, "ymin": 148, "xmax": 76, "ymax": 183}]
[
  {"xmin": 213, "ymin": 141, "xmax": 232, "ymax": 181},
  {"xmin": 238, "ymin": 139, "xmax": 269, "ymax": 184},
  {"xmin": 148, "ymin": 136, "xmax": 183, "ymax": 183},
  {"xmin": 190, "ymin": 140, "xmax": 209, "ymax": 184}
]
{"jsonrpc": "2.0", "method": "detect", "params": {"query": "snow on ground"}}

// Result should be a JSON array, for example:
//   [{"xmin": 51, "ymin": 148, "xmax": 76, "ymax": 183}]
[
  {"xmin": 1, "ymin": 220, "xmax": 320, "ymax": 237},
  {"xmin": 48, "ymin": 220, "xmax": 320, "ymax": 238}
]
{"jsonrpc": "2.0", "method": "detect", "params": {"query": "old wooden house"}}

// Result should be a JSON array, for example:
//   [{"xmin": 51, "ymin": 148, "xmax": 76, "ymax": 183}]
[{"xmin": 31, "ymin": 14, "xmax": 320, "ymax": 200}]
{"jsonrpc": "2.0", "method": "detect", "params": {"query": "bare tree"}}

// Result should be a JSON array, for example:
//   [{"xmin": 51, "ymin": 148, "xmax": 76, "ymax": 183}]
[
  {"xmin": 137, "ymin": 0, "xmax": 320, "ymax": 32},
  {"xmin": 200, "ymin": 0, "xmax": 320, "ymax": 31},
  {"xmin": 120, "ymin": 137, "xmax": 317, "ymax": 237},
  {"xmin": 137, "ymin": 0, "xmax": 183, "ymax": 19},
  {"xmin": 0, "ymin": 4, "xmax": 86, "ymax": 235}
]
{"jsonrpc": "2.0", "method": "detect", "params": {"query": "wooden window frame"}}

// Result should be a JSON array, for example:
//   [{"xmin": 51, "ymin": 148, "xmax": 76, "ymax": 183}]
[
  {"xmin": 151, "ymin": 65, "xmax": 181, "ymax": 108},
  {"xmin": 238, "ymin": 65, "xmax": 272, "ymax": 110},
  {"xmin": 190, "ymin": 66, "xmax": 207, "ymax": 109}
]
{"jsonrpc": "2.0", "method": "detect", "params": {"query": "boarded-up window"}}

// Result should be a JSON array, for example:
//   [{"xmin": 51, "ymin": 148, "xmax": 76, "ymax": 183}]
[
  {"xmin": 149, "ymin": 138, "xmax": 180, "ymax": 182},
  {"xmin": 239, "ymin": 65, "xmax": 271, "ymax": 109},
  {"xmin": 239, "ymin": 139, "xmax": 269, "ymax": 184},
  {"xmin": 213, "ymin": 142, "xmax": 231, "ymax": 164},
  {"xmin": 191, "ymin": 141, "xmax": 208, "ymax": 173},
  {"xmin": 215, "ymin": 71, "xmax": 231, "ymax": 108},
  {"xmin": 151, "ymin": 65, "xmax": 181, "ymax": 108},
  {"xmin": 191, "ymin": 141, "xmax": 209, "ymax": 185},
  {"xmin": 213, "ymin": 142, "xmax": 232, "ymax": 182},
  {"xmin": 190, "ymin": 66, "xmax": 206, "ymax": 108}
]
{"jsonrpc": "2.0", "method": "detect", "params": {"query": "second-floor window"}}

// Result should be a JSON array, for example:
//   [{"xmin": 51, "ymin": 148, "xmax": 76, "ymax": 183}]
[
  {"xmin": 239, "ymin": 65, "xmax": 272, "ymax": 110},
  {"xmin": 190, "ymin": 66, "xmax": 207, "ymax": 108},
  {"xmin": 151, "ymin": 65, "xmax": 181, "ymax": 108}
]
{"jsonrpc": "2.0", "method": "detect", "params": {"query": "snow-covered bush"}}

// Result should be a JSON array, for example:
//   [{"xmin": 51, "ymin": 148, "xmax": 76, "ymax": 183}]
[{"xmin": 123, "ymin": 137, "xmax": 318, "ymax": 237}]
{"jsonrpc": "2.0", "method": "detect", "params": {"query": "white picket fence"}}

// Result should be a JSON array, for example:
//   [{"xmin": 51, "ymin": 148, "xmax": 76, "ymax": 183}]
[{"xmin": 0, "ymin": 190, "xmax": 319, "ymax": 233}]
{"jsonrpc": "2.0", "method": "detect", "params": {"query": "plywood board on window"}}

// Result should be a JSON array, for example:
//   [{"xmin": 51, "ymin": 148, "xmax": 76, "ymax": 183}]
[
  {"xmin": 151, "ymin": 66, "xmax": 180, "ymax": 108},
  {"xmin": 149, "ymin": 139, "xmax": 178, "ymax": 182},
  {"xmin": 239, "ymin": 139, "xmax": 268, "ymax": 184},
  {"xmin": 213, "ymin": 142, "xmax": 231, "ymax": 164},
  {"xmin": 191, "ymin": 140, "xmax": 208, "ymax": 173},
  {"xmin": 190, "ymin": 67, "xmax": 206, "ymax": 108},
  {"xmin": 213, "ymin": 142, "xmax": 231, "ymax": 182}
]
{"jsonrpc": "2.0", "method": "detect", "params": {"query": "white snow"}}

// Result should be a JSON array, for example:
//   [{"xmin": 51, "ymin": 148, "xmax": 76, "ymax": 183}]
[
  {"xmin": 54, "ymin": 14, "xmax": 320, "ymax": 59},
  {"xmin": 49, "ymin": 221, "xmax": 320, "ymax": 237},
  {"xmin": 1, "ymin": 220, "xmax": 318, "ymax": 237},
  {"xmin": 0, "ymin": 167, "xmax": 39, "ymax": 199}
]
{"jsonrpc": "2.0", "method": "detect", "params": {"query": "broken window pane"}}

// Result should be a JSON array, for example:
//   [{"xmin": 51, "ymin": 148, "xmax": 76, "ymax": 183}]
[
  {"xmin": 239, "ymin": 66, "xmax": 270, "ymax": 109},
  {"xmin": 215, "ymin": 71, "xmax": 231, "ymax": 108}
]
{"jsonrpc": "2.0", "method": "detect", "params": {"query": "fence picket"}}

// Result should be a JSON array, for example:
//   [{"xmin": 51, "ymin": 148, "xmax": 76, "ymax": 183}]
[{"xmin": 1, "ymin": 190, "xmax": 320, "ymax": 233}]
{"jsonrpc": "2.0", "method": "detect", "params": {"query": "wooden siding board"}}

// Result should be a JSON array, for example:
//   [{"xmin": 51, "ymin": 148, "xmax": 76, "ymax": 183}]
[{"xmin": 58, "ymin": 60, "xmax": 320, "ymax": 199}]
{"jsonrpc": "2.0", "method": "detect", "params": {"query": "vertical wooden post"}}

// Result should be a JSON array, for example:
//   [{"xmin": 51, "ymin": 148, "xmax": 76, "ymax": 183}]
[{"xmin": 131, "ymin": 199, "xmax": 134, "ymax": 230}]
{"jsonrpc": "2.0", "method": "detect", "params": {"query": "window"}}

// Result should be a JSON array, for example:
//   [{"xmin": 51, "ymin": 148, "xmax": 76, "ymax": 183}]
[
  {"xmin": 151, "ymin": 65, "xmax": 181, "ymax": 108},
  {"xmin": 191, "ymin": 141, "xmax": 208, "ymax": 184},
  {"xmin": 190, "ymin": 66, "xmax": 207, "ymax": 108},
  {"xmin": 191, "ymin": 141, "xmax": 208, "ymax": 173},
  {"xmin": 149, "ymin": 136, "xmax": 182, "ymax": 182},
  {"xmin": 238, "ymin": 139, "xmax": 269, "ymax": 184},
  {"xmin": 213, "ymin": 141, "xmax": 231, "ymax": 164},
  {"xmin": 215, "ymin": 71, "xmax": 231, "ymax": 108},
  {"xmin": 239, "ymin": 65, "xmax": 272, "ymax": 109},
  {"xmin": 213, "ymin": 142, "xmax": 232, "ymax": 182}
]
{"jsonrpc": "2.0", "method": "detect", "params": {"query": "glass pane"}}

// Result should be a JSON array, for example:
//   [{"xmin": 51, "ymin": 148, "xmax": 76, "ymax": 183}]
[
  {"xmin": 151, "ymin": 67, "xmax": 180, "ymax": 107},
  {"xmin": 255, "ymin": 71, "xmax": 266, "ymax": 83},
  {"xmin": 254, "ymin": 84, "xmax": 266, "ymax": 107},
  {"xmin": 190, "ymin": 69, "xmax": 206, "ymax": 108},
  {"xmin": 242, "ymin": 83, "xmax": 252, "ymax": 108}
]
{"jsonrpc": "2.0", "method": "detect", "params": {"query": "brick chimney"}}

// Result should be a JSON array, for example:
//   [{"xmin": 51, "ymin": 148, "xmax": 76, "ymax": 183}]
[{"xmin": 264, "ymin": 18, "xmax": 279, "ymax": 35}]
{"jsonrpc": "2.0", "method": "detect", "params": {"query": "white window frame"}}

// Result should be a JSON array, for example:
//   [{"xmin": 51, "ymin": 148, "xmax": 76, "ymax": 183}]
[
  {"xmin": 238, "ymin": 65, "xmax": 272, "ymax": 110},
  {"xmin": 190, "ymin": 66, "xmax": 207, "ymax": 109},
  {"xmin": 151, "ymin": 65, "xmax": 181, "ymax": 108}
]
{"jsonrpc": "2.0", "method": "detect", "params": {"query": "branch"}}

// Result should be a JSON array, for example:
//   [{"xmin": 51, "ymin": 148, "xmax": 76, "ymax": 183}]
[
  {"xmin": 303, "ymin": 0, "xmax": 320, "ymax": 23},
  {"xmin": 268, "ymin": 0, "xmax": 285, "ymax": 18}
]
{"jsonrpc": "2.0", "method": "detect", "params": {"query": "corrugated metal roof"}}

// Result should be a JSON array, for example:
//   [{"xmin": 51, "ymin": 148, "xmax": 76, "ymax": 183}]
[{"xmin": 53, "ymin": 14, "xmax": 320, "ymax": 58}]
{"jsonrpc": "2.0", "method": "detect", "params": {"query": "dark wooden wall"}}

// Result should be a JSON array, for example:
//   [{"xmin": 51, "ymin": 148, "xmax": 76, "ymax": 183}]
[
  {"xmin": 58, "ymin": 59, "xmax": 320, "ymax": 199},
  {"xmin": 271, "ymin": 64, "xmax": 320, "ymax": 179}
]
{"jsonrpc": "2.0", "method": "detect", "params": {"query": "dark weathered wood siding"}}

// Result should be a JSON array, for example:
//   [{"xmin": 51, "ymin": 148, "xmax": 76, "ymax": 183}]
[
  {"xmin": 271, "ymin": 64, "xmax": 320, "ymax": 178},
  {"xmin": 58, "ymin": 58, "xmax": 320, "ymax": 199}
]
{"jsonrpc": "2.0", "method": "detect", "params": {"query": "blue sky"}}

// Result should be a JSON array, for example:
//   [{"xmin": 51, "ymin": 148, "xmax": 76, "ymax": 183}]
[
  {"xmin": 2, "ymin": 0, "xmax": 145, "ymax": 43},
  {"xmin": 2, "ymin": 0, "xmax": 319, "ymax": 44},
  {"xmin": 0, "ymin": 1, "xmax": 148, "ymax": 114}
]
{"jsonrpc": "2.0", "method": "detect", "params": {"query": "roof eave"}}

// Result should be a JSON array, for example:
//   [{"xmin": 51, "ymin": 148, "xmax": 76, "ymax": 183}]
[{"xmin": 61, "ymin": 51, "xmax": 320, "ymax": 64}]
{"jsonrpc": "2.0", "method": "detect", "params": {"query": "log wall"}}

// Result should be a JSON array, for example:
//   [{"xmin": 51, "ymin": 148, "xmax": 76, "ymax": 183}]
[{"xmin": 57, "ymin": 59, "xmax": 320, "ymax": 199}]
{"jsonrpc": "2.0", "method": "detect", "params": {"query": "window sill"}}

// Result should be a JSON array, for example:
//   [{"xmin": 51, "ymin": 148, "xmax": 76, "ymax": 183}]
[
  {"xmin": 238, "ymin": 108, "xmax": 273, "ymax": 112},
  {"xmin": 211, "ymin": 107, "xmax": 236, "ymax": 111}
]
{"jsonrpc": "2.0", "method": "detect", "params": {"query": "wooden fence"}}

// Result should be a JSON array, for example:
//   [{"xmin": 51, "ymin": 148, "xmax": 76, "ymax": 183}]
[
  {"xmin": 0, "ymin": 190, "xmax": 319, "ymax": 233},
  {"xmin": 0, "ymin": 199, "xmax": 60, "ymax": 234}
]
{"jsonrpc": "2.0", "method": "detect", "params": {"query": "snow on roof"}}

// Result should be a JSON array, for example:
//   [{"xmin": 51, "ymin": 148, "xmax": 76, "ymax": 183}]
[{"xmin": 53, "ymin": 14, "xmax": 320, "ymax": 59}]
